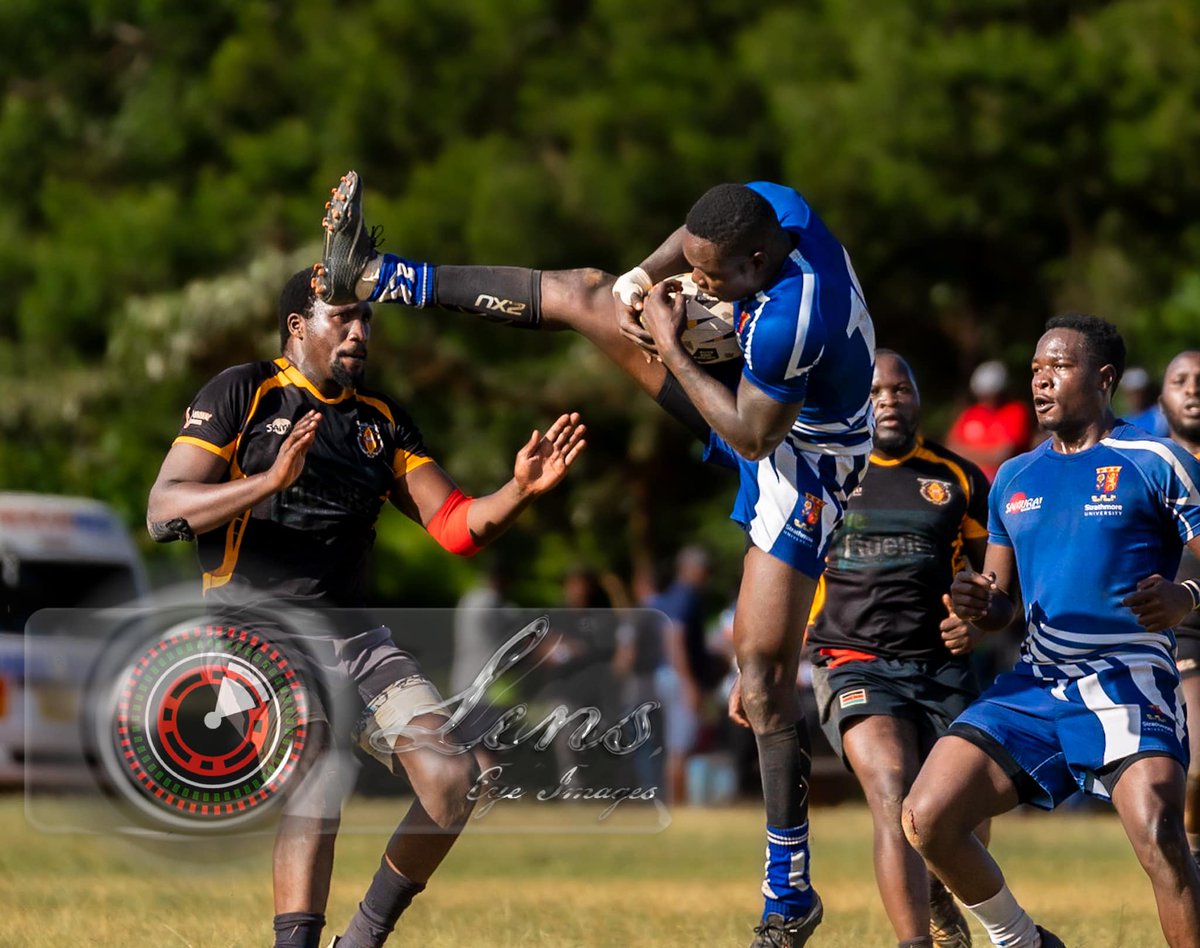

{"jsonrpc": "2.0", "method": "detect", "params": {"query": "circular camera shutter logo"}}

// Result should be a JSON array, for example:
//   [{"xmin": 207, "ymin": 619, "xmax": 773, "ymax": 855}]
[{"xmin": 111, "ymin": 624, "xmax": 308, "ymax": 829}]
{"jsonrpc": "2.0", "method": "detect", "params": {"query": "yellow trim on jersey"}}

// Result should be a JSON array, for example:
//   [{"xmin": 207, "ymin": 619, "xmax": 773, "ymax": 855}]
[
  {"xmin": 805, "ymin": 575, "xmax": 827, "ymax": 631},
  {"xmin": 201, "ymin": 454, "xmax": 251, "ymax": 594},
  {"xmin": 394, "ymin": 450, "xmax": 433, "ymax": 478},
  {"xmin": 273, "ymin": 357, "xmax": 352, "ymax": 404},
  {"xmin": 356, "ymin": 393, "xmax": 396, "ymax": 426},
  {"xmin": 202, "ymin": 508, "xmax": 250, "ymax": 592},
  {"xmin": 173, "ymin": 435, "xmax": 235, "ymax": 461}
]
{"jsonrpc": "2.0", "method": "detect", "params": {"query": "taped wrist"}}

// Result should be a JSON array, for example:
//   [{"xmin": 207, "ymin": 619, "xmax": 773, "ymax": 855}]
[
  {"xmin": 426, "ymin": 488, "xmax": 480, "ymax": 556},
  {"xmin": 612, "ymin": 266, "xmax": 653, "ymax": 306}
]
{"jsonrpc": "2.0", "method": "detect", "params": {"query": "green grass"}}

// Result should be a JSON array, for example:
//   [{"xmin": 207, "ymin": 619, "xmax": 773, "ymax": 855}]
[{"xmin": 0, "ymin": 796, "xmax": 1164, "ymax": 946}]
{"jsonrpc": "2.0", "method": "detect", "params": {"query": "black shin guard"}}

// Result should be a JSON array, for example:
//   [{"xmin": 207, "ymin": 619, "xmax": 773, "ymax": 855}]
[
  {"xmin": 339, "ymin": 858, "xmax": 425, "ymax": 948},
  {"xmin": 654, "ymin": 372, "xmax": 712, "ymax": 444},
  {"xmin": 272, "ymin": 912, "xmax": 325, "ymax": 948},
  {"xmin": 432, "ymin": 265, "xmax": 542, "ymax": 328},
  {"xmin": 755, "ymin": 723, "xmax": 812, "ymax": 828}
]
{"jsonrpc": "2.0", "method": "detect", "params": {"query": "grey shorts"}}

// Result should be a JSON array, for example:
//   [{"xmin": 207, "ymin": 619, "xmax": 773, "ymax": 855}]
[{"xmin": 810, "ymin": 655, "xmax": 979, "ymax": 767}]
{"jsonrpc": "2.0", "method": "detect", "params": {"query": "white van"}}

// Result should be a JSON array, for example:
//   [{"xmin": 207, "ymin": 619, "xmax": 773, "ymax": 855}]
[{"xmin": 0, "ymin": 492, "xmax": 148, "ymax": 784}]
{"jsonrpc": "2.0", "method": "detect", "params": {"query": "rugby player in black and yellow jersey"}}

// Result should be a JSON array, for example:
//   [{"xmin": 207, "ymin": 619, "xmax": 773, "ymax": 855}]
[
  {"xmin": 805, "ymin": 350, "xmax": 990, "ymax": 948},
  {"xmin": 147, "ymin": 269, "xmax": 585, "ymax": 948}
]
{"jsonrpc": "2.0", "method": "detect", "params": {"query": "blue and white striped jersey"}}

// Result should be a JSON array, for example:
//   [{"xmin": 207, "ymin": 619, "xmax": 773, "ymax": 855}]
[
  {"xmin": 990, "ymin": 423, "xmax": 1200, "ymax": 679},
  {"xmin": 736, "ymin": 182, "xmax": 876, "ymax": 454}
]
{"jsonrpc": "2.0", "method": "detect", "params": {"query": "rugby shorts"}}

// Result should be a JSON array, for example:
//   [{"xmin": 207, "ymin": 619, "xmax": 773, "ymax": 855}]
[
  {"xmin": 949, "ymin": 661, "xmax": 1188, "ymax": 809},
  {"xmin": 704, "ymin": 433, "xmax": 870, "ymax": 578},
  {"xmin": 810, "ymin": 656, "xmax": 978, "ymax": 767}
]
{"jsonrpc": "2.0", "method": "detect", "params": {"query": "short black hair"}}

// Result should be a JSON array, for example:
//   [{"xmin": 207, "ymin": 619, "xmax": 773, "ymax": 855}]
[
  {"xmin": 1044, "ymin": 312, "xmax": 1126, "ymax": 386},
  {"xmin": 278, "ymin": 268, "xmax": 317, "ymax": 350},
  {"xmin": 685, "ymin": 183, "xmax": 778, "ymax": 255}
]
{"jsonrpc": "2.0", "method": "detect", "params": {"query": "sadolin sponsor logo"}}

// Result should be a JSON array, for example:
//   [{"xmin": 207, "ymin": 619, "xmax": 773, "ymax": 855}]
[
  {"xmin": 183, "ymin": 407, "xmax": 213, "ymax": 429},
  {"xmin": 1005, "ymin": 492, "xmax": 1043, "ymax": 515}
]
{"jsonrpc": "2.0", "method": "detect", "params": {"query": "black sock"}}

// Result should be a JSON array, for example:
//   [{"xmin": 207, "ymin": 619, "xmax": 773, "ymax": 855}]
[
  {"xmin": 272, "ymin": 911, "xmax": 325, "ymax": 948},
  {"xmin": 432, "ymin": 265, "xmax": 542, "ymax": 327},
  {"xmin": 755, "ymin": 722, "xmax": 812, "ymax": 827},
  {"xmin": 339, "ymin": 858, "xmax": 425, "ymax": 948},
  {"xmin": 655, "ymin": 372, "xmax": 712, "ymax": 444}
]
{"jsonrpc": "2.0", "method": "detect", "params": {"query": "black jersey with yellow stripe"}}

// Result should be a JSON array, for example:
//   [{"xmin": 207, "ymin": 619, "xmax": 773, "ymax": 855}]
[
  {"xmin": 806, "ymin": 437, "xmax": 990, "ymax": 661},
  {"xmin": 175, "ymin": 358, "xmax": 431, "ymax": 606}
]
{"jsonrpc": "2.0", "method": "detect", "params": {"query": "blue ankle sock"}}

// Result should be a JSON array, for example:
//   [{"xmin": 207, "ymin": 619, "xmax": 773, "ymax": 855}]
[
  {"xmin": 371, "ymin": 253, "xmax": 435, "ymax": 306},
  {"xmin": 761, "ymin": 822, "xmax": 814, "ymax": 920}
]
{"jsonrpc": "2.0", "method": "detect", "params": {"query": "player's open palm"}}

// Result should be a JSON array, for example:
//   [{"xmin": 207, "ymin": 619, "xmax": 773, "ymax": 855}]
[
  {"xmin": 268, "ymin": 410, "xmax": 321, "ymax": 492},
  {"xmin": 513, "ymin": 412, "xmax": 587, "ymax": 495}
]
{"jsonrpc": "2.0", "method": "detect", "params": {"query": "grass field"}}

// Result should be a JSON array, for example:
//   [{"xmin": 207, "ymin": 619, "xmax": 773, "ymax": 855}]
[{"xmin": 0, "ymin": 795, "xmax": 1165, "ymax": 946}]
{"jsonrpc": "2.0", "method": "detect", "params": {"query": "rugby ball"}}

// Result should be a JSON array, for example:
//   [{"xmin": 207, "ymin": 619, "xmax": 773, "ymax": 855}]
[{"xmin": 665, "ymin": 273, "xmax": 742, "ymax": 365}]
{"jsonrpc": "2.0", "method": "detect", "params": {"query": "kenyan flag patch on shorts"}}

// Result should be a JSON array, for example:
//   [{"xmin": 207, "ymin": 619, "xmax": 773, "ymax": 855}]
[{"xmin": 839, "ymin": 688, "xmax": 868, "ymax": 709}]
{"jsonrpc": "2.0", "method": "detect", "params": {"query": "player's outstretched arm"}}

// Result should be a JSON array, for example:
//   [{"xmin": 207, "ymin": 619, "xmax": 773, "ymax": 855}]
[
  {"xmin": 146, "ymin": 410, "xmax": 321, "ymax": 541},
  {"xmin": 395, "ymin": 413, "xmax": 587, "ymax": 555},
  {"xmin": 640, "ymin": 281, "xmax": 799, "ymax": 460}
]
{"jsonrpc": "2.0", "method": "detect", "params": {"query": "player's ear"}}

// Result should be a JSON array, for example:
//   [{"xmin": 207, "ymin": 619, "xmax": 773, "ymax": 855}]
[
  {"xmin": 287, "ymin": 311, "xmax": 306, "ymax": 340},
  {"xmin": 1098, "ymin": 363, "xmax": 1116, "ymax": 397}
]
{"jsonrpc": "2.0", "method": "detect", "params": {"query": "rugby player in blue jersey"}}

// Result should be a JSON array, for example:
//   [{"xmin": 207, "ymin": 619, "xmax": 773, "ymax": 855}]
[
  {"xmin": 904, "ymin": 315, "xmax": 1200, "ymax": 948},
  {"xmin": 1159, "ymin": 350, "xmax": 1200, "ymax": 868},
  {"xmin": 314, "ymin": 174, "xmax": 876, "ymax": 947}
]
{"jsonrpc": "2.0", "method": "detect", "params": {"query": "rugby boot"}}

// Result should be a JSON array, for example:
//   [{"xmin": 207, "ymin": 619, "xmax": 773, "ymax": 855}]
[
  {"xmin": 312, "ymin": 170, "xmax": 382, "ymax": 304},
  {"xmin": 1035, "ymin": 926, "xmax": 1066, "ymax": 948},
  {"xmin": 928, "ymin": 877, "xmax": 971, "ymax": 947},
  {"xmin": 749, "ymin": 891, "xmax": 823, "ymax": 947}
]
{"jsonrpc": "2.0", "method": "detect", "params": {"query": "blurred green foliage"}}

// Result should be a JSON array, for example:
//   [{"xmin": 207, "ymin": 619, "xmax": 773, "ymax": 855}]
[{"xmin": 3, "ymin": 0, "xmax": 1198, "ymax": 604}]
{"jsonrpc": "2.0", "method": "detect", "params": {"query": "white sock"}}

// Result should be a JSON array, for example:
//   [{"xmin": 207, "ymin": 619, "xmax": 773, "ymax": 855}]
[{"xmin": 964, "ymin": 885, "xmax": 1040, "ymax": 947}]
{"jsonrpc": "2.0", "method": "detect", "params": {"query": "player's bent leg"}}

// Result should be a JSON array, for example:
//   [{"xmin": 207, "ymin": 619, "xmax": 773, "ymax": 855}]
[
  {"xmin": 903, "ymin": 736, "xmax": 1053, "ymax": 948},
  {"xmin": 1181, "ymin": 672, "xmax": 1200, "ymax": 863},
  {"xmin": 842, "ymin": 715, "xmax": 934, "ymax": 943},
  {"xmin": 903, "ymin": 736, "xmax": 1017, "ymax": 902},
  {"xmin": 334, "ymin": 712, "xmax": 479, "ymax": 948},
  {"xmin": 1109, "ymin": 754, "xmax": 1200, "ymax": 948}
]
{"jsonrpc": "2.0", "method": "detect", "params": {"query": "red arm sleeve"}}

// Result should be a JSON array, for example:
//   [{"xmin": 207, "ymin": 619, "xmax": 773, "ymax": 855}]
[{"xmin": 425, "ymin": 488, "xmax": 481, "ymax": 556}]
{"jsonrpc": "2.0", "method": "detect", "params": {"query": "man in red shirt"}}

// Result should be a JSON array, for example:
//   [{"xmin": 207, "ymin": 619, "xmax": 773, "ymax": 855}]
[{"xmin": 945, "ymin": 361, "xmax": 1031, "ymax": 482}]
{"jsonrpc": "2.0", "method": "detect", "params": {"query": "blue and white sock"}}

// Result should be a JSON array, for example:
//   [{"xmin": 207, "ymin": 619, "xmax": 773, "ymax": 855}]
[
  {"xmin": 370, "ymin": 253, "xmax": 435, "ymax": 307},
  {"xmin": 761, "ymin": 822, "xmax": 814, "ymax": 920}
]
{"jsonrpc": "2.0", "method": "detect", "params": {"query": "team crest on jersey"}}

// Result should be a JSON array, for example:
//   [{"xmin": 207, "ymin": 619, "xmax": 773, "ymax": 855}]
[
  {"xmin": 918, "ymin": 478, "xmax": 952, "ymax": 506},
  {"xmin": 800, "ymin": 493, "xmax": 826, "ymax": 529},
  {"xmin": 1092, "ymin": 465, "xmax": 1121, "ymax": 501},
  {"xmin": 356, "ymin": 421, "xmax": 383, "ymax": 458}
]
